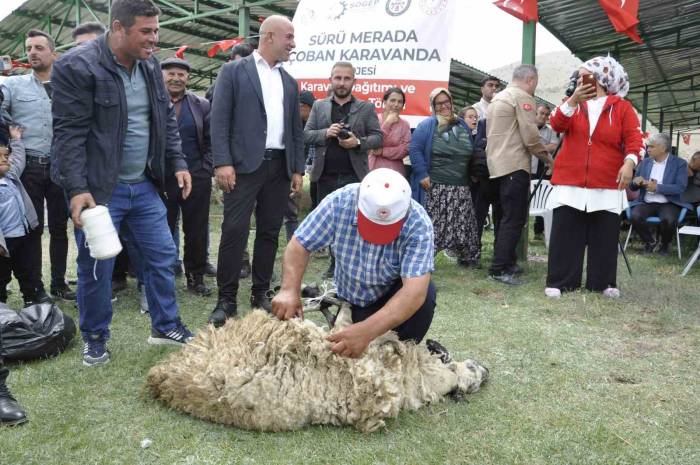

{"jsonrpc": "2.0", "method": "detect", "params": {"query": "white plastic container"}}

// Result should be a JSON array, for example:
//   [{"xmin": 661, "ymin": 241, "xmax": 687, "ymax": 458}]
[{"xmin": 79, "ymin": 206, "xmax": 122, "ymax": 260}]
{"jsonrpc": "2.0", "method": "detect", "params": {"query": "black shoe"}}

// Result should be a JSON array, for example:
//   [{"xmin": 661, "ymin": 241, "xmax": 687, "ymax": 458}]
[
  {"xmin": 23, "ymin": 289, "xmax": 53, "ymax": 307},
  {"xmin": 643, "ymin": 240, "xmax": 658, "ymax": 254},
  {"xmin": 112, "ymin": 276, "xmax": 128, "ymax": 294},
  {"xmin": 208, "ymin": 299, "xmax": 237, "ymax": 328},
  {"xmin": 205, "ymin": 262, "xmax": 217, "ymax": 278},
  {"xmin": 488, "ymin": 272, "xmax": 523, "ymax": 286},
  {"xmin": 0, "ymin": 371, "xmax": 28, "ymax": 426},
  {"xmin": 186, "ymin": 273, "xmax": 212, "ymax": 296},
  {"xmin": 51, "ymin": 283, "xmax": 77, "ymax": 301},
  {"xmin": 250, "ymin": 292, "xmax": 272, "ymax": 313},
  {"xmin": 240, "ymin": 260, "xmax": 251, "ymax": 279},
  {"xmin": 173, "ymin": 263, "xmax": 184, "ymax": 277},
  {"xmin": 657, "ymin": 243, "xmax": 670, "ymax": 256}
]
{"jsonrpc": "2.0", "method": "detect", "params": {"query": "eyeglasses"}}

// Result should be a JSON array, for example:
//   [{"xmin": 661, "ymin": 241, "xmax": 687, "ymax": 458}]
[{"xmin": 434, "ymin": 100, "xmax": 451, "ymax": 108}]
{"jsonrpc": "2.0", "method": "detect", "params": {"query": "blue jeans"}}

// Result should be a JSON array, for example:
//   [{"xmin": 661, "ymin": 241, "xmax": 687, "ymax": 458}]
[{"xmin": 74, "ymin": 181, "xmax": 180, "ymax": 342}]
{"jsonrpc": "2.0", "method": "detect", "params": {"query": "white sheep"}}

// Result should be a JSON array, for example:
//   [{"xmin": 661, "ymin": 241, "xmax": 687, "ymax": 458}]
[{"xmin": 146, "ymin": 309, "xmax": 488, "ymax": 433}]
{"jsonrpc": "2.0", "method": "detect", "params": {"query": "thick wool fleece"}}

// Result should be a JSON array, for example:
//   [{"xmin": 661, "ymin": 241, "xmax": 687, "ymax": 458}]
[{"xmin": 146, "ymin": 310, "xmax": 487, "ymax": 433}]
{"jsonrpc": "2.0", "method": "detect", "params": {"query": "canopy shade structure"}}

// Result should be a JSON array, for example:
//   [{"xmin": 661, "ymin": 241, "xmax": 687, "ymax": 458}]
[
  {"xmin": 0, "ymin": 1, "xmax": 555, "ymax": 110},
  {"xmin": 0, "ymin": 0, "xmax": 300, "ymax": 91},
  {"xmin": 537, "ymin": 0, "xmax": 700, "ymax": 132},
  {"xmin": 449, "ymin": 59, "xmax": 555, "ymax": 112}
]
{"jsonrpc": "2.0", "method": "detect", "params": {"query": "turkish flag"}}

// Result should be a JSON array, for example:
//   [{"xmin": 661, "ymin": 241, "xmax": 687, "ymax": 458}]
[
  {"xmin": 174, "ymin": 45, "xmax": 188, "ymax": 59},
  {"xmin": 682, "ymin": 134, "xmax": 691, "ymax": 145},
  {"xmin": 598, "ymin": 0, "xmax": 644, "ymax": 44},
  {"xmin": 493, "ymin": 0, "xmax": 538, "ymax": 23},
  {"xmin": 207, "ymin": 37, "xmax": 244, "ymax": 58}
]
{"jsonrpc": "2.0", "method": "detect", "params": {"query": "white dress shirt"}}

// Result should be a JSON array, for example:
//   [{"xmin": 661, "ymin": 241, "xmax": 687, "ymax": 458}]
[
  {"xmin": 472, "ymin": 98, "xmax": 490, "ymax": 120},
  {"xmin": 548, "ymin": 96, "xmax": 637, "ymax": 214},
  {"xmin": 252, "ymin": 50, "xmax": 285, "ymax": 149},
  {"xmin": 645, "ymin": 156, "xmax": 669, "ymax": 203}
]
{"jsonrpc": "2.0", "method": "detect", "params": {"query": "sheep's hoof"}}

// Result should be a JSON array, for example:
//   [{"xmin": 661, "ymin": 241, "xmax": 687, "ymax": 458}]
[{"xmin": 426, "ymin": 339, "xmax": 452, "ymax": 363}]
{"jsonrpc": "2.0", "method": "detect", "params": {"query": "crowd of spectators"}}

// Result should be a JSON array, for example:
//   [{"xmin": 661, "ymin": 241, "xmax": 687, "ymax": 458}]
[{"xmin": 1, "ymin": 0, "xmax": 699, "ymax": 427}]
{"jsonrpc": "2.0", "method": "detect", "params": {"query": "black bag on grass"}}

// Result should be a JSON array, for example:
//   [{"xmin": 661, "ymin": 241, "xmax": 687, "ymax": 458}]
[{"xmin": 0, "ymin": 302, "xmax": 76, "ymax": 361}]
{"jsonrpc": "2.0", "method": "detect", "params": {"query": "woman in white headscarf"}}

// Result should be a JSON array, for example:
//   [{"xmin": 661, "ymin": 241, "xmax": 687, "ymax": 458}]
[
  {"xmin": 545, "ymin": 55, "xmax": 643, "ymax": 298},
  {"xmin": 409, "ymin": 88, "xmax": 480, "ymax": 267}
]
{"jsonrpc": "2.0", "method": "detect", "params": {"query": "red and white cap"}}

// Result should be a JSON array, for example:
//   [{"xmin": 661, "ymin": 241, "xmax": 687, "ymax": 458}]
[{"xmin": 357, "ymin": 168, "xmax": 411, "ymax": 245}]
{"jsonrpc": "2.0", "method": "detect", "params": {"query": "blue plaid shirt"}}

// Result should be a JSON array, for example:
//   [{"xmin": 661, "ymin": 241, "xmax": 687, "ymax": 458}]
[{"xmin": 295, "ymin": 184, "xmax": 434, "ymax": 306}]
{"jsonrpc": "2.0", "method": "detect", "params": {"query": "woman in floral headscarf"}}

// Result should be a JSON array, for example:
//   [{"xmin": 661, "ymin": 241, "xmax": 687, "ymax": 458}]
[
  {"xmin": 409, "ymin": 88, "xmax": 480, "ymax": 267},
  {"xmin": 545, "ymin": 55, "xmax": 643, "ymax": 298}
]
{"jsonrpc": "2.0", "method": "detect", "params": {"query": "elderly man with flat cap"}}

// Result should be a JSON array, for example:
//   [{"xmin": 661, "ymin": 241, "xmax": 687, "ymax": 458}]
[
  {"xmin": 272, "ymin": 168, "xmax": 436, "ymax": 358},
  {"xmin": 160, "ymin": 56, "xmax": 213, "ymax": 296}
]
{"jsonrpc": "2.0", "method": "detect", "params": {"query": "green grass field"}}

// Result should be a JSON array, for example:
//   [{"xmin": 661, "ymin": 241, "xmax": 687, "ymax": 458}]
[{"xmin": 1, "ymin": 201, "xmax": 698, "ymax": 465}]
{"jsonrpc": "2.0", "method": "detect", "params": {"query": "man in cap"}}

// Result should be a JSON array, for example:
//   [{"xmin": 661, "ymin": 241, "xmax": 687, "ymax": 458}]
[
  {"xmin": 160, "ymin": 56, "xmax": 213, "ymax": 296},
  {"xmin": 272, "ymin": 168, "xmax": 436, "ymax": 358}
]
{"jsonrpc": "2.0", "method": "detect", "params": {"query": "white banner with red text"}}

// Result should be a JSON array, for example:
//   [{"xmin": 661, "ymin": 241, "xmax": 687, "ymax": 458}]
[{"xmin": 286, "ymin": 0, "xmax": 456, "ymax": 126}]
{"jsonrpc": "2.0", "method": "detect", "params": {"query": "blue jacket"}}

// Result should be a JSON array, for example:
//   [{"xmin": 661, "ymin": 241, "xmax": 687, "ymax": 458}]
[
  {"xmin": 408, "ymin": 116, "xmax": 471, "ymax": 205},
  {"xmin": 50, "ymin": 34, "xmax": 188, "ymax": 204},
  {"xmin": 0, "ymin": 139, "xmax": 39, "ymax": 255},
  {"xmin": 630, "ymin": 155, "xmax": 692, "ymax": 210},
  {"xmin": 210, "ymin": 54, "xmax": 305, "ymax": 178}
]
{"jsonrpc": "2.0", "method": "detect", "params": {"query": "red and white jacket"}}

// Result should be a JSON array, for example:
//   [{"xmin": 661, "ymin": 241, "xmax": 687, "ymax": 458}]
[{"xmin": 549, "ymin": 96, "xmax": 643, "ymax": 189}]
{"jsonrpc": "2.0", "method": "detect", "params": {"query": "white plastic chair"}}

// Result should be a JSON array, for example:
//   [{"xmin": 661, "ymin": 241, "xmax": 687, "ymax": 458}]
[
  {"xmin": 529, "ymin": 180, "xmax": 554, "ymax": 248},
  {"xmin": 679, "ymin": 206, "xmax": 700, "ymax": 276},
  {"xmin": 623, "ymin": 206, "xmax": 688, "ymax": 259}
]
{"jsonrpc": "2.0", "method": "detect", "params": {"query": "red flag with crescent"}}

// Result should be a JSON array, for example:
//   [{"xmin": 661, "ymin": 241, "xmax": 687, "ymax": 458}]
[
  {"xmin": 207, "ymin": 37, "xmax": 244, "ymax": 58},
  {"xmin": 493, "ymin": 0, "xmax": 538, "ymax": 23},
  {"xmin": 598, "ymin": 0, "xmax": 644, "ymax": 44}
]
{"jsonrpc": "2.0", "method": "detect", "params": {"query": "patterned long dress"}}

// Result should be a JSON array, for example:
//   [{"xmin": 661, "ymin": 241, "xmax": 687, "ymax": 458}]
[{"xmin": 424, "ymin": 123, "xmax": 480, "ymax": 265}]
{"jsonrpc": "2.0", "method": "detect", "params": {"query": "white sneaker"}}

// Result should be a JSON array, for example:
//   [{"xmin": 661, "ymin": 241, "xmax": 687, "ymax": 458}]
[
  {"xmin": 602, "ymin": 287, "xmax": 620, "ymax": 298},
  {"xmin": 544, "ymin": 287, "xmax": 561, "ymax": 298}
]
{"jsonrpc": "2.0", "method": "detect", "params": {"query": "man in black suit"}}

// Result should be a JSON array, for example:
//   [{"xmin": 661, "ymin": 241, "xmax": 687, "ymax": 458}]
[{"xmin": 209, "ymin": 15, "xmax": 304, "ymax": 326}]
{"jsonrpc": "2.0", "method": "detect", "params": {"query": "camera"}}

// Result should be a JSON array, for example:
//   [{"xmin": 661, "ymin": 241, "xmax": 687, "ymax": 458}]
[
  {"xmin": 337, "ymin": 123, "xmax": 352, "ymax": 140},
  {"xmin": 565, "ymin": 70, "xmax": 580, "ymax": 97},
  {"xmin": 0, "ymin": 55, "xmax": 12, "ymax": 74}
]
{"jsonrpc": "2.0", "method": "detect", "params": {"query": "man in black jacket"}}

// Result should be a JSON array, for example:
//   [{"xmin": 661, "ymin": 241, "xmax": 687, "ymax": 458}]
[
  {"xmin": 160, "ymin": 57, "xmax": 212, "ymax": 296},
  {"xmin": 51, "ymin": 0, "xmax": 194, "ymax": 366},
  {"xmin": 208, "ymin": 15, "xmax": 305, "ymax": 326}
]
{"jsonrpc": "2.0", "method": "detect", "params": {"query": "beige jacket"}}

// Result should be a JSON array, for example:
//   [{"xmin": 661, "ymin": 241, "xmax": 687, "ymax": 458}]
[{"xmin": 485, "ymin": 84, "xmax": 546, "ymax": 178}]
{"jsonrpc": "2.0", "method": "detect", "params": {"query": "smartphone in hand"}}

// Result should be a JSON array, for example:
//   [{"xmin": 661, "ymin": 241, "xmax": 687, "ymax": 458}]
[{"xmin": 581, "ymin": 73, "xmax": 596, "ymax": 89}]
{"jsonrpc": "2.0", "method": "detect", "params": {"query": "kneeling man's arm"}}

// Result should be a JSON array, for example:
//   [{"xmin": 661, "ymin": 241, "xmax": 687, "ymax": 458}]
[
  {"xmin": 327, "ymin": 273, "xmax": 431, "ymax": 358},
  {"xmin": 271, "ymin": 237, "xmax": 311, "ymax": 321}
]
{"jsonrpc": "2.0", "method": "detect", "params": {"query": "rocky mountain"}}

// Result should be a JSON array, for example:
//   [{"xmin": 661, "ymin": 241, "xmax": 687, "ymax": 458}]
[{"xmin": 488, "ymin": 50, "xmax": 582, "ymax": 105}]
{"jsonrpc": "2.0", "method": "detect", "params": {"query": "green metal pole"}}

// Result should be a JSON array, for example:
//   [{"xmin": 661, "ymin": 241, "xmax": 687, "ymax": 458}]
[
  {"xmin": 75, "ymin": 0, "xmax": 81, "ymax": 25},
  {"xmin": 641, "ymin": 89, "xmax": 649, "ymax": 132},
  {"xmin": 659, "ymin": 110, "xmax": 664, "ymax": 132},
  {"xmin": 676, "ymin": 131, "xmax": 681, "ymax": 155},
  {"xmin": 521, "ymin": 21, "xmax": 536, "ymax": 65},
  {"xmin": 517, "ymin": 20, "xmax": 537, "ymax": 262},
  {"xmin": 668, "ymin": 123, "xmax": 674, "ymax": 153},
  {"xmin": 239, "ymin": 5, "xmax": 251, "ymax": 39}
]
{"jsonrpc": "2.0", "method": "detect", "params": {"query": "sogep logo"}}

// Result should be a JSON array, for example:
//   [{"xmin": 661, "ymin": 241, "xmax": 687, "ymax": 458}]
[{"xmin": 386, "ymin": 0, "xmax": 411, "ymax": 16}]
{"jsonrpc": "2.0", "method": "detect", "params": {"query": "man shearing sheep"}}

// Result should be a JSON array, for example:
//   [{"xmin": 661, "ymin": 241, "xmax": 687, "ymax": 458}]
[{"xmin": 272, "ymin": 168, "xmax": 436, "ymax": 358}]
